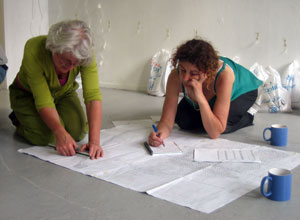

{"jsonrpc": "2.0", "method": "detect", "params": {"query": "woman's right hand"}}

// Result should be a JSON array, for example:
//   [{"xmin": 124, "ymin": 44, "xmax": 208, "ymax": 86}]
[
  {"xmin": 148, "ymin": 131, "xmax": 164, "ymax": 147},
  {"xmin": 55, "ymin": 130, "xmax": 78, "ymax": 156},
  {"xmin": 39, "ymin": 107, "xmax": 77, "ymax": 156},
  {"xmin": 147, "ymin": 70, "xmax": 179, "ymax": 147}
]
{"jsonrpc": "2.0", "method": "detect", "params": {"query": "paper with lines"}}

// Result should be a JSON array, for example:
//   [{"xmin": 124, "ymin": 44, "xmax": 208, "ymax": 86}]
[{"xmin": 194, "ymin": 148, "xmax": 261, "ymax": 163}]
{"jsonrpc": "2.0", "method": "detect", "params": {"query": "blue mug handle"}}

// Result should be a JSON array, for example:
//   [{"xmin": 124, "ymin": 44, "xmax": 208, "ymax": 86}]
[
  {"xmin": 263, "ymin": 127, "xmax": 271, "ymax": 141},
  {"xmin": 260, "ymin": 176, "xmax": 272, "ymax": 197}
]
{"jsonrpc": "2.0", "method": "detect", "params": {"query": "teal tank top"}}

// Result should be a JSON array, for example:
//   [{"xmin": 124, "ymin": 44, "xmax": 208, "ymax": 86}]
[
  {"xmin": 218, "ymin": 56, "xmax": 262, "ymax": 101},
  {"xmin": 180, "ymin": 56, "xmax": 262, "ymax": 110}
]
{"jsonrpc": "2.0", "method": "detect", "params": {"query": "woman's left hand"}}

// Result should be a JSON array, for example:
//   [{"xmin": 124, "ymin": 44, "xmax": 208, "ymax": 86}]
[
  {"xmin": 80, "ymin": 142, "xmax": 103, "ymax": 160},
  {"xmin": 185, "ymin": 73, "xmax": 207, "ymax": 102}
]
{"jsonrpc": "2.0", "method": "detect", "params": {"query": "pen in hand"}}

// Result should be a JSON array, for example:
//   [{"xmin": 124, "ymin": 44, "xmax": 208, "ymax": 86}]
[{"xmin": 152, "ymin": 124, "xmax": 165, "ymax": 147}]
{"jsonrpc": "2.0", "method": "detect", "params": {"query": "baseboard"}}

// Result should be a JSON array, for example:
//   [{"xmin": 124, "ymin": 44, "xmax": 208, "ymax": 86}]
[{"xmin": 0, "ymin": 80, "xmax": 147, "ymax": 92}]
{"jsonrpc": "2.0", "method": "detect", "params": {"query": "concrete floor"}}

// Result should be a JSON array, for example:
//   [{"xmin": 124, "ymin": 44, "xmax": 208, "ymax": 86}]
[{"xmin": 0, "ymin": 87, "xmax": 300, "ymax": 220}]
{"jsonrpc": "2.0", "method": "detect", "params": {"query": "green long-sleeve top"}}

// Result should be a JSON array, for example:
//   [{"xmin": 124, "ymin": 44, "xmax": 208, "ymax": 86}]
[{"xmin": 17, "ymin": 36, "xmax": 101, "ymax": 111}]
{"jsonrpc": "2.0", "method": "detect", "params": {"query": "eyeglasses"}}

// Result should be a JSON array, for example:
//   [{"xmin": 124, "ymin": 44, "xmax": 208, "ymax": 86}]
[
  {"xmin": 57, "ymin": 53, "xmax": 80, "ymax": 68},
  {"xmin": 60, "ymin": 56, "xmax": 79, "ymax": 68}
]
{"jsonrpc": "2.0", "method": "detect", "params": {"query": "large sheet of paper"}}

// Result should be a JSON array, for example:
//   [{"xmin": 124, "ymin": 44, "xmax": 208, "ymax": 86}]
[{"xmin": 18, "ymin": 123, "xmax": 300, "ymax": 213}]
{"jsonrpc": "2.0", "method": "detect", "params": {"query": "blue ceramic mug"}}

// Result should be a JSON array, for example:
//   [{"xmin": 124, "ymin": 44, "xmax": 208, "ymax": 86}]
[
  {"xmin": 260, "ymin": 168, "xmax": 292, "ymax": 201},
  {"xmin": 263, "ymin": 124, "xmax": 288, "ymax": 146}
]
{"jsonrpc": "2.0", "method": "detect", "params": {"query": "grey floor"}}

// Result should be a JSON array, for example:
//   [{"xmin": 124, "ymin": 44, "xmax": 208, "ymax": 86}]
[{"xmin": 0, "ymin": 87, "xmax": 300, "ymax": 220}]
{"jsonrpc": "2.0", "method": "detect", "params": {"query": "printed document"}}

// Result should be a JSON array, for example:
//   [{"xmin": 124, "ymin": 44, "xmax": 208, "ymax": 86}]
[{"xmin": 194, "ymin": 148, "xmax": 261, "ymax": 163}]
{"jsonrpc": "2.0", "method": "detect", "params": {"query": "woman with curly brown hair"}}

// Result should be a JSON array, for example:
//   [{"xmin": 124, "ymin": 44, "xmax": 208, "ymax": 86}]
[{"xmin": 148, "ymin": 39, "xmax": 262, "ymax": 146}]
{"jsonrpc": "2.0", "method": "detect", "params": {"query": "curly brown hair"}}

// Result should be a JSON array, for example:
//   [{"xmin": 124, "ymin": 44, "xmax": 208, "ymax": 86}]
[{"xmin": 172, "ymin": 39, "xmax": 219, "ymax": 89}]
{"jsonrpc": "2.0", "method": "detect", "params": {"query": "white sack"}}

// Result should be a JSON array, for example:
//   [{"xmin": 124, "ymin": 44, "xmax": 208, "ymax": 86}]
[
  {"xmin": 250, "ymin": 63, "xmax": 292, "ymax": 113},
  {"xmin": 281, "ymin": 60, "xmax": 300, "ymax": 109},
  {"xmin": 147, "ymin": 49, "xmax": 172, "ymax": 96}
]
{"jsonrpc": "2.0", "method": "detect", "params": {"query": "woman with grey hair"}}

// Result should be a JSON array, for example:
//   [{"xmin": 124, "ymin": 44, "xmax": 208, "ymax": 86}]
[{"xmin": 9, "ymin": 20, "xmax": 103, "ymax": 159}]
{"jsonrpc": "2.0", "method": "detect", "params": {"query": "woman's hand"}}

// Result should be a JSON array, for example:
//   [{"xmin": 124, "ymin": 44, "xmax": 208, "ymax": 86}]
[
  {"xmin": 184, "ymin": 73, "xmax": 207, "ymax": 103},
  {"xmin": 147, "ymin": 70, "xmax": 180, "ymax": 147},
  {"xmin": 39, "ymin": 107, "xmax": 78, "ymax": 156},
  {"xmin": 148, "ymin": 131, "xmax": 163, "ymax": 147},
  {"xmin": 85, "ymin": 100, "xmax": 102, "ymax": 160},
  {"xmin": 80, "ymin": 142, "xmax": 103, "ymax": 160},
  {"xmin": 55, "ymin": 130, "xmax": 77, "ymax": 156}
]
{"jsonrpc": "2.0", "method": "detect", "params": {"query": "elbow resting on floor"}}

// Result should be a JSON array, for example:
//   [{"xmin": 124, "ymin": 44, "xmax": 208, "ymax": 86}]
[
  {"xmin": 208, "ymin": 132, "xmax": 221, "ymax": 139},
  {"xmin": 207, "ymin": 126, "xmax": 226, "ymax": 139}
]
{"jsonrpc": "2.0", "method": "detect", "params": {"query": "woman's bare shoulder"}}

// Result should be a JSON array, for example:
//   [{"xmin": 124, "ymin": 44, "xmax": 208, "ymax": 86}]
[
  {"xmin": 166, "ymin": 69, "xmax": 181, "ymax": 93},
  {"xmin": 217, "ymin": 64, "xmax": 235, "ymax": 84},
  {"xmin": 168, "ymin": 69, "xmax": 180, "ymax": 82}
]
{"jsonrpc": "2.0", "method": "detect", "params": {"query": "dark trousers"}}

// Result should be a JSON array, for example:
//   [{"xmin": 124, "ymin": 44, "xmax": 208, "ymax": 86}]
[{"xmin": 175, "ymin": 90, "xmax": 258, "ymax": 134}]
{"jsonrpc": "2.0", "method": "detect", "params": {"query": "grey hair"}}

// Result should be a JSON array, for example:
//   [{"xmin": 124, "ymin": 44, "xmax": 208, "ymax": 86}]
[{"xmin": 46, "ymin": 20, "xmax": 93, "ymax": 66}]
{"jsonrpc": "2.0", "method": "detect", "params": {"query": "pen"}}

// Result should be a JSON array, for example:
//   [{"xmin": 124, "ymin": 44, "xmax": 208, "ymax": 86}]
[
  {"xmin": 152, "ymin": 124, "xmax": 165, "ymax": 147},
  {"xmin": 144, "ymin": 141, "xmax": 153, "ymax": 155}
]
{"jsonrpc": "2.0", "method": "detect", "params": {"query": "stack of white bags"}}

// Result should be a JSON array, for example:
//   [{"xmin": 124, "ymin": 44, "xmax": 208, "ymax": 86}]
[{"xmin": 250, "ymin": 61, "xmax": 300, "ymax": 113}]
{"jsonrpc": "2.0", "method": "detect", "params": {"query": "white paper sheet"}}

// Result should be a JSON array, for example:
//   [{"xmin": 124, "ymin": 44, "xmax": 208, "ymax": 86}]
[
  {"xmin": 18, "ymin": 123, "xmax": 300, "ymax": 214},
  {"xmin": 194, "ymin": 148, "xmax": 261, "ymax": 163},
  {"xmin": 146, "ymin": 141, "xmax": 183, "ymax": 156}
]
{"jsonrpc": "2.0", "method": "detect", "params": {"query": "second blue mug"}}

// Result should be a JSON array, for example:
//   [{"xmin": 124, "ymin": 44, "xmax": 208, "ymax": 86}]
[
  {"xmin": 260, "ymin": 168, "xmax": 292, "ymax": 201},
  {"xmin": 263, "ymin": 124, "xmax": 288, "ymax": 146}
]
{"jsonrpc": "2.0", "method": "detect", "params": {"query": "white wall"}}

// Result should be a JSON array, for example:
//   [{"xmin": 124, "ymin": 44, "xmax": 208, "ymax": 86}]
[
  {"xmin": 2, "ymin": 0, "xmax": 48, "ymax": 89},
  {"xmin": 3, "ymin": 0, "xmax": 300, "ymax": 91},
  {"xmin": 0, "ymin": 0, "xmax": 4, "ymax": 46},
  {"xmin": 48, "ymin": 0, "xmax": 300, "ymax": 92}
]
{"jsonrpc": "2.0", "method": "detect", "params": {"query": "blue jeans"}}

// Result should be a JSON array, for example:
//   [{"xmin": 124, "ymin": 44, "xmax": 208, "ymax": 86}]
[{"xmin": 0, "ymin": 65, "xmax": 8, "ymax": 84}]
